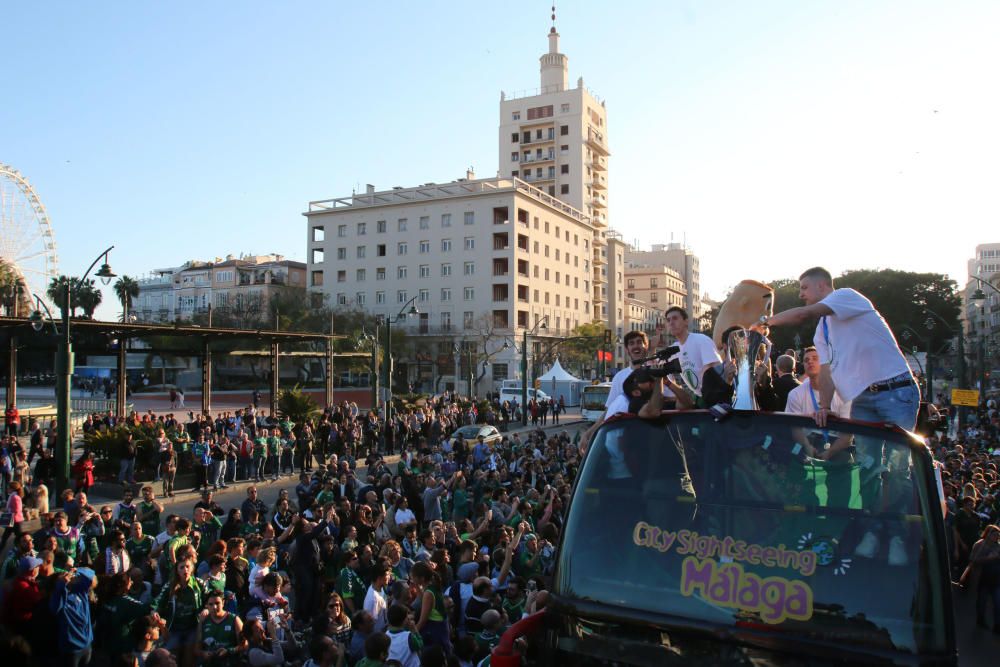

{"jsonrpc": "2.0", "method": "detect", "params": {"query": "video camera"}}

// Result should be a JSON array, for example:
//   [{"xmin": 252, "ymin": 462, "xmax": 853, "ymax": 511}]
[{"xmin": 638, "ymin": 345, "xmax": 682, "ymax": 377}]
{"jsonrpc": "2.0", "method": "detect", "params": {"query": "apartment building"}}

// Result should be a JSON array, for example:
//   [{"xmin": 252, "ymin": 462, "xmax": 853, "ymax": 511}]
[
  {"xmin": 304, "ymin": 177, "xmax": 610, "ymax": 387},
  {"xmin": 498, "ymin": 24, "xmax": 610, "ymax": 231},
  {"xmin": 135, "ymin": 254, "xmax": 306, "ymax": 324},
  {"xmin": 625, "ymin": 242, "xmax": 702, "ymax": 326},
  {"xmin": 965, "ymin": 242, "xmax": 1000, "ymax": 338},
  {"xmin": 624, "ymin": 297, "xmax": 666, "ymax": 347}
]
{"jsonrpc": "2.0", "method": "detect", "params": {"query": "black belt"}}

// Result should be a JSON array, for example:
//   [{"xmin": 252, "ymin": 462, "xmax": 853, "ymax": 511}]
[{"xmin": 866, "ymin": 377, "xmax": 914, "ymax": 393}]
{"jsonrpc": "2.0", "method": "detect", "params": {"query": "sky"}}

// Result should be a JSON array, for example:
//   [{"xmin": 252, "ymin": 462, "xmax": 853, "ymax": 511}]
[{"xmin": 2, "ymin": 1, "xmax": 998, "ymax": 320}]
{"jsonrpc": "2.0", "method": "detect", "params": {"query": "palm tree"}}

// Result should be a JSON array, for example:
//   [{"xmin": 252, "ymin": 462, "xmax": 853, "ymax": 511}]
[
  {"xmin": 75, "ymin": 279, "xmax": 102, "ymax": 319},
  {"xmin": 47, "ymin": 275, "xmax": 74, "ymax": 319},
  {"xmin": 0, "ymin": 260, "xmax": 30, "ymax": 316},
  {"xmin": 114, "ymin": 275, "xmax": 139, "ymax": 320}
]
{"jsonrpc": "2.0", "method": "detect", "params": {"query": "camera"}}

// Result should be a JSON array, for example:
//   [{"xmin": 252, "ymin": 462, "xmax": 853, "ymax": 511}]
[{"xmin": 640, "ymin": 345, "xmax": 682, "ymax": 376}]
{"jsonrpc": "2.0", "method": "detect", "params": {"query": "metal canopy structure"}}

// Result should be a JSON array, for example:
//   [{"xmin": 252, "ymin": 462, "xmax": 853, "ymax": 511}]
[{"xmin": 0, "ymin": 315, "xmax": 349, "ymax": 415}]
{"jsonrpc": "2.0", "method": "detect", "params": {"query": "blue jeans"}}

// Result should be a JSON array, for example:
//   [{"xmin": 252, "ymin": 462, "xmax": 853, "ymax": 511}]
[
  {"xmin": 118, "ymin": 458, "xmax": 135, "ymax": 484},
  {"xmin": 849, "ymin": 375, "xmax": 920, "ymax": 431},
  {"xmin": 850, "ymin": 376, "xmax": 920, "ymax": 537},
  {"xmin": 212, "ymin": 460, "xmax": 227, "ymax": 487}
]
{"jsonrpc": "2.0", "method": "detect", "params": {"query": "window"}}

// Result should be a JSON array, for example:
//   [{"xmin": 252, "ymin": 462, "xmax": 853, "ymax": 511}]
[
  {"xmin": 441, "ymin": 312, "xmax": 452, "ymax": 329},
  {"xmin": 356, "ymin": 268, "xmax": 366, "ymax": 281},
  {"xmin": 398, "ymin": 290, "xmax": 408, "ymax": 303},
  {"xmin": 464, "ymin": 237, "xmax": 475, "ymax": 250},
  {"xmin": 555, "ymin": 249, "xmax": 560, "ymax": 260},
  {"xmin": 357, "ymin": 246, "xmax": 366, "ymax": 259},
  {"xmin": 377, "ymin": 220, "xmax": 386, "ymax": 233},
  {"xmin": 337, "ymin": 270, "xmax": 346, "ymax": 282},
  {"xmin": 311, "ymin": 249, "xmax": 324, "ymax": 264},
  {"xmin": 556, "ymin": 295, "xmax": 561, "ymax": 306},
  {"xmin": 544, "ymin": 268, "xmax": 550, "ymax": 280},
  {"xmin": 464, "ymin": 212, "xmax": 475, "ymax": 225},
  {"xmin": 511, "ymin": 132, "xmax": 519, "ymax": 143},
  {"xmin": 527, "ymin": 105, "xmax": 553, "ymax": 120},
  {"xmin": 337, "ymin": 293, "xmax": 346, "ymax": 305},
  {"xmin": 512, "ymin": 170, "xmax": 519, "ymax": 177},
  {"xmin": 312, "ymin": 226, "xmax": 325, "ymax": 242},
  {"xmin": 512, "ymin": 111, "xmax": 520, "ymax": 120},
  {"xmin": 356, "ymin": 292, "xmax": 366, "ymax": 305},
  {"xmin": 419, "ymin": 240, "xmax": 430, "ymax": 254},
  {"xmin": 398, "ymin": 218, "xmax": 407, "ymax": 232},
  {"xmin": 561, "ymin": 164, "xmax": 569, "ymax": 174},
  {"xmin": 441, "ymin": 288, "xmax": 452, "ymax": 301},
  {"xmin": 441, "ymin": 239, "xmax": 452, "ymax": 252},
  {"xmin": 337, "ymin": 248, "xmax": 347, "ymax": 260},
  {"xmin": 398, "ymin": 266, "xmax": 408, "ymax": 279},
  {"xmin": 376, "ymin": 267, "xmax": 386, "ymax": 280},
  {"xmin": 560, "ymin": 103, "xmax": 570, "ymax": 113},
  {"xmin": 357, "ymin": 222, "xmax": 366, "ymax": 235},
  {"xmin": 650, "ymin": 278, "xmax": 658, "ymax": 288},
  {"xmin": 561, "ymin": 144, "xmax": 569, "ymax": 153},
  {"xmin": 441, "ymin": 263, "xmax": 452, "ymax": 277},
  {"xmin": 627, "ymin": 279, "xmax": 635, "ymax": 288},
  {"xmin": 311, "ymin": 270, "xmax": 323, "ymax": 286},
  {"xmin": 464, "ymin": 262, "xmax": 475, "ymax": 276},
  {"xmin": 464, "ymin": 287, "xmax": 475, "ymax": 301},
  {"xmin": 398, "ymin": 242, "xmax": 407, "ymax": 255},
  {"xmin": 338, "ymin": 224, "xmax": 347, "ymax": 237},
  {"xmin": 419, "ymin": 265, "xmax": 430, "ymax": 278},
  {"xmin": 376, "ymin": 291, "xmax": 385, "ymax": 304},
  {"xmin": 492, "ymin": 363, "xmax": 509, "ymax": 381},
  {"xmin": 441, "ymin": 213, "xmax": 451, "ymax": 227},
  {"xmin": 651, "ymin": 292, "xmax": 659, "ymax": 302},
  {"xmin": 511, "ymin": 152, "xmax": 519, "ymax": 162},
  {"xmin": 534, "ymin": 289, "xmax": 539, "ymax": 302},
  {"xmin": 560, "ymin": 125, "xmax": 569, "ymax": 136},
  {"xmin": 419, "ymin": 289, "xmax": 429, "ymax": 302},
  {"xmin": 464, "ymin": 311, "xmax": 474, "ymax": 329},
  {"xmin": 560, "ymin": 184, "xmax": 569, "ymax": 194}
]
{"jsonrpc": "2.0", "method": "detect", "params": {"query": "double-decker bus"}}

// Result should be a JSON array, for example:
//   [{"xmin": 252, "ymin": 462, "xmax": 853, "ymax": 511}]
[{"xmin": 580, "ymin": 383, "xmax": 611, "ymax": 421}]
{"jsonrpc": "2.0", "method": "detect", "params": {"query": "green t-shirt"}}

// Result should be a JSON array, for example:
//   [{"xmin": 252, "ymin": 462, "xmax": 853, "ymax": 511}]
[
  {"xmin": 253, "ymin": 438, "xmax": 267, "ymax": 457},
  {"xmin": 201, "ymin": 612, "xmax": 239, "ymax": 650},
  {"xmin": 126, "ymin": 535, "xmax": 154, "ymax": 563},
  {"xmin": 336, "ymin": 567, "xmax": 366, "ymax": 602},
  {"xmin": 195, "ymin": 516, "xmax": 223, "ymax": 553},
  {"xmin": 267, "ymin": 436, "xmax": 281, "ymax": 456},
  {"xmin": 138, "ymin": 500, "xmax": 161, "ymax": 536}
]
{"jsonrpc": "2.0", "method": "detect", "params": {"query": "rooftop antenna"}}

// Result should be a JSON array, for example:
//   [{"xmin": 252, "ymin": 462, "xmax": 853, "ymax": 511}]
[{"xmin": 551, "ymin": 3, "xmax": 557, "ymax": 31}]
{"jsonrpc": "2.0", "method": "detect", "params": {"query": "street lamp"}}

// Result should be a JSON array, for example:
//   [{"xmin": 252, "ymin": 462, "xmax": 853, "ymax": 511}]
[
  {"xmin": 520, "ymin": 317, "xmax": 548, "ymax": 426},
  {"xmin": 360, "ymin": 328, "xmax": 379, "ymax": 415},
  {"xmin": 924, "ymin": 306, "xmax": 966, "ymax": 429},
  {"xmin": 30, "ymin": 247, "xmax": 115, "ymax": 497},
  {"xmin": 380, "ymin": 297, "xmax": 418, "ymax": 424}
]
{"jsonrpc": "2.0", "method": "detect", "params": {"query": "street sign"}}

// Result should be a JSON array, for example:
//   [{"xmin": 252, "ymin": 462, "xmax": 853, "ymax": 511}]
[{"xmin": 951, "ymin": 388, "xmax": 980, "ymax": 407}]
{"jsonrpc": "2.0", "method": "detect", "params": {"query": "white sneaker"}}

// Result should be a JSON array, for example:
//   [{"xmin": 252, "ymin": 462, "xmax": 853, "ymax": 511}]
[
  {"xmin": 855, "ymin": 532, "xmax": 879, "ymax": 558},
  {"xmin": 888, "ymin": 536, "xmax": 908, "ymax": 566}
]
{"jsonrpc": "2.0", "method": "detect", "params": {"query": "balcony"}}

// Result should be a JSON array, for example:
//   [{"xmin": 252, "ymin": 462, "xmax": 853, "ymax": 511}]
[
  {"xmin": 590, "ymin": 175, "xmax": 607, "ymax": 190},
  {"xmin": 591, "ymin": 194, "xmax": 608, "ymax": 209},
  {"xmin": 521, "ymin": 152, "xmax": 555, "ymax": 165},
  {"xmin": 586, "ymin": 129, "xmax": 610, "ymax": 156},
  {"xmin": 590, "ymin": 156, "xmax": 607, "ymax": 171},
  {"xmin": 522, "ymin": 174, "xmax": 556, "ymax": 185},
  {"xmin": 520, "ymin": 130, "xmax": 556, "ymax": 147},
  {"xmin": 493, "ymin": 233, "xmax": 510, "ymax": 251},
  {"xmin": 593, "ymin": 248, "xmax": 607, "ymax": 265}
]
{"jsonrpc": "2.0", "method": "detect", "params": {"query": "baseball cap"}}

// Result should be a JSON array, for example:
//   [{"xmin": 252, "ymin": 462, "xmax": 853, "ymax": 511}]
[
  {"xmin": 623, "ymin": 367, "xmax": 655, "ymax": 394},
  {"xmin": 75, "ymin": 567, "xmax": 96, "ymax": 583},
  {"xmin": 18, "ymin": 556, "xmax": 42, "ymax": 573}
]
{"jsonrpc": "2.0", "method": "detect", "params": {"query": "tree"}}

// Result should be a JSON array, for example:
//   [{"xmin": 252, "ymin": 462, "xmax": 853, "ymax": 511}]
[
  {"xmin": 0, "ymin": 260, "xmax": 30, "ymax": 316},
  {"xmin": 113, "ymin": 275, "xmax": 140, "ymax": 319},
  {"xmin": 547, "ymin": 321, "xmax": 606, "ymax": 375},
  {"xmin": 75, "ymin": 279, "xmax": 102, "ymax": 318},
  {"xmin": 45, "ymin": 275, "xmax": 103, "ymax": 319}
]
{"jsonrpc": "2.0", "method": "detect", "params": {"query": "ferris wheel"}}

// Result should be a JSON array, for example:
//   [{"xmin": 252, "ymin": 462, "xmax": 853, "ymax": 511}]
[{"xmin": 0, "ymin": 162, "xmax": 59, "ymax": 309}]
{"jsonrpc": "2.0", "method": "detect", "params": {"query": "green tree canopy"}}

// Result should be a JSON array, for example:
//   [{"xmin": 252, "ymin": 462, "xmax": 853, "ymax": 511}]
[
  {"xmin": 113, "ymin": 275, "xmax": 140, "ymax": 317},
  {"xmin": 47, "ymin": 275, "xmax": 103, "ymax": 319}
]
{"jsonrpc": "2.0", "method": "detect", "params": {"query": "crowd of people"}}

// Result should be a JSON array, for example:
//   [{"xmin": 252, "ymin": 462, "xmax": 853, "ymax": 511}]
[{"xmin": 0, "ymin": 394, "xmax": 577, "ymax": 666}]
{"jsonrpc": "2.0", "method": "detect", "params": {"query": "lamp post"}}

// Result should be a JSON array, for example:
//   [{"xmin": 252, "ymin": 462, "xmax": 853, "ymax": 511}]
[
  {"xmin": 900, "ymin": 324, "xmax": 933, "ymax": 399},
  {"xmin": 520, "ymin": 317, "xmax": 549, "ymax": 426},
  {"xmin": 31, "ymin": 247, "xmax": 116, "ymax": 497},
  {"xmin": 924, "ymin": 307, "xmax": 964, "ymax": 430},
  {"xmin": 381, "ymin": 297, "xmax": 418, "ymax": 424},
  {"xmin": 360, "ymin": 328, "xmax": 379, "ymax": 414}
]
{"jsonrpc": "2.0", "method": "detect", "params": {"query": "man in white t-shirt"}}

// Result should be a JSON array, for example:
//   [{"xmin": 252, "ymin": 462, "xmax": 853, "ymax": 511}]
[
  {"xmin": 364, "ymin": 563, "xmax": 391, "ymax": 632},
  {"xmin": 579, "ymin": 330, "xmax": 691, "ymax": 453},
  {"xmin": 765, "ymin": 267, "xmax": 917, "ymax": 430},
  {"xmin": 767, "ymin": 267, "xmax": 918, "ymax": 566},
  {"xmin": 786, "ymin": 346, "xmax": 853, "ymax": 457},
  {"xmin": 665, "ymin": 306, "xmax": 724, "ymax": 401}
]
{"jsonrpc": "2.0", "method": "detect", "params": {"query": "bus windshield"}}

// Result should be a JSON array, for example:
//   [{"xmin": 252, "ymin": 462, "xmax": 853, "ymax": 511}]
[
  {"xmin": 557, "ymin": 412, "xmax": 950, "ymax": 660},
  {"xmin": 581, "ymin": 385, "xmax": 611, "ymax": 420}
]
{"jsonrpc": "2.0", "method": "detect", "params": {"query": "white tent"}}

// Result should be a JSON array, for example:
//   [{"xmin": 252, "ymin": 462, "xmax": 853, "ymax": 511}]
[{"xmin": 537, "ymin": 359, "xmax": 588, "ymax": 406}]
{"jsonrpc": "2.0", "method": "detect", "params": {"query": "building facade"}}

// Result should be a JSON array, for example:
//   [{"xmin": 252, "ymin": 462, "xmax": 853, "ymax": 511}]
[
  {"xmin": 304, "ymin": 177, "xmax": 611, "ymax": 390},
  {"xmin": 498, "ymin": 26, "xmax": 609, "ymax": 230},
  {"xmin": 625, "ymin": 242, "xmax": 702, "ymax": 326},
  {"xmin": 135, "ymin": 254, "xmax": 306, "ymax": 324}
]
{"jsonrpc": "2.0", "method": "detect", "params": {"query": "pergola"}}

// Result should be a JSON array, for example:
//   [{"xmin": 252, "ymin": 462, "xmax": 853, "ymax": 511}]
[{"xmin": 0, "ymin": 315, "xmax": 361, "ymax": 416}]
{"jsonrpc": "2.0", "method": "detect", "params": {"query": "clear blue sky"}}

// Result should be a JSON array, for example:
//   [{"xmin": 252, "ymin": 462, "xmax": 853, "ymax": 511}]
[{"xmin": 3, "ymin": 1, "xmax": 998, "ymax": 319}]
